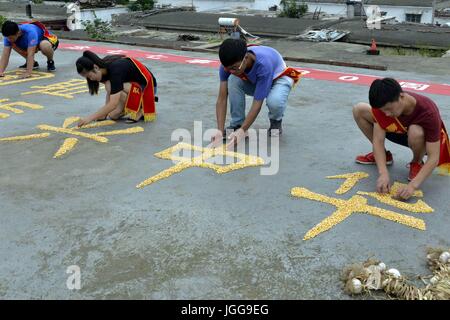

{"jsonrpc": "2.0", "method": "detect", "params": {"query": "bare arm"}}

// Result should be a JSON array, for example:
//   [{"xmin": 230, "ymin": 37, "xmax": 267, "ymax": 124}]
[
  {"xmin": 411, "ymin": 141, "xmax": 440, "ymax": 188},
  {"xmin": 216, "ymin": 81, "xmax": 228, "ymax": 132},
  {"xmin": 396, "ymin": 140, "xmax": 440, "ymax": 200},
  {"xmin": 373, "ymin": 123, "xmax": 390, "ymax": 193},
  {"xmin": 23, "ymin": 46, "xmax": 36, "ymax": 77},
  {"xmin": 0, "ymin": 46, "xmax": 12, "ymax": 76},
  {"xmin": 241, "ymin": 99, "xmax": 264, "ymax": 131},
  {"xmin": 78, "ymin": 92, "xmax": 121, "ymax": 127},
  {"xmin": 226, "ymin": 98, "xmax": 264, "ymax": 149},
  {"xmin": 208, "ymin": 81, "xmax": 229, "ymax": 147},
  {"xmin": 105, "ymin": 81, "xmax": 111, "ymax": 104}
]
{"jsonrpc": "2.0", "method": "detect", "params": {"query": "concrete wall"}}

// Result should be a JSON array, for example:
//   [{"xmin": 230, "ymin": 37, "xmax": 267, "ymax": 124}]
[
  {"xmin": 156, "ymin": 0, "xmax": 259, "ymax": 11},
  {"xmin": 305, "ymin": 3, "xmax": 435, "ymax": 23},
  {"xmin": 67, "ymin": 5, "xmax": 129, "ymax": 30},
  {"xmin": 375, "ymin": 6, "xmax": 434, "ymax": 23},
  {"xmin": 155, "ymin": 1, "xmax": 344, "ymax": 12},
  {"xmin": 79, "ymin": 7, "xmax": 129, "ymax": 23},
  {"xmin": 304, "ymin": 2, "xmax": 347, "ymax": 15},
  {"xmin": 156, "ymin": 1, "xmax": 434, "ymax": 23},
  {"xmin": 436, "ymin": 16, "xmax": 450, "ymax": 25}
]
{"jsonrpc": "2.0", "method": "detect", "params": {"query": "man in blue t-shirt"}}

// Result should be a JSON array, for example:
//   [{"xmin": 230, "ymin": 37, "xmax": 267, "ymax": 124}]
[
  {"xmin": 210, "ymin": 38, "xmax": 301, "ymax": 148},
  {"xmin": 0, "ymin": 20, "xmax": 58, "ymax": 78}
]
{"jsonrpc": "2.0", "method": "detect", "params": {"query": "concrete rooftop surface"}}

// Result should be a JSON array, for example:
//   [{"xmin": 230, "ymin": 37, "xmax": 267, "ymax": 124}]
[{"xmin": 0, "ymin": 40, "xmax": 449, "ymax": 299}]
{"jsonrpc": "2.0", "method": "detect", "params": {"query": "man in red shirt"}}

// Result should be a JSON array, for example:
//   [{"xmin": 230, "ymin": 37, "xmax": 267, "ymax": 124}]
[{"xmin": 353, "ymin": 78, "xmax": 450, "ymax": 200}]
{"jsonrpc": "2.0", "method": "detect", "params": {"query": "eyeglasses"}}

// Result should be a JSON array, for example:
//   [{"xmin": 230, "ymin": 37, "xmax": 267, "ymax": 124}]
[{"xmin": 225, "ymin": 54, "xmax": 247, "ymax": 72}]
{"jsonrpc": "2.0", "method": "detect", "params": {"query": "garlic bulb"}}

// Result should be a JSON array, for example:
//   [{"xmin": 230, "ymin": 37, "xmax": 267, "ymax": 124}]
[
  {"xmin": 430, "ymin": 276, "xmax": 440, "ymax": 285},
  {"xmin": 378, "ymin": 262, "xmax": 386, "ymax": 271},
  {"xmin": 351, "ymin": 278, "xmax": 362, "ymax": 294},
  {"xmin": 439, "ymin": 252, "xmax": 450, "ymax": 264},
  {"xmin": 386, "ymin": 268, "xmax": 401, "ymax": 278}
]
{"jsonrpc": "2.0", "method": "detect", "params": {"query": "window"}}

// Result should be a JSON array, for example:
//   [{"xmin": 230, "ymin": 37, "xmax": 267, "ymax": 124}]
[{"xmin": 405, "ymin": 13, "xmax": 422, "ymax": 23}]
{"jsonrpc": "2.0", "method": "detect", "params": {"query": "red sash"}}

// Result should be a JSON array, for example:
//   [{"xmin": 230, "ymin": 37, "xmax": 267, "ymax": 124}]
[
  {"xmin": 275, "ymin": 67, "xmax": 302, "ymax": 84},
  {"xmin": 372, "ymin": 108, "xmax": 450, "ymax": 175},
  {"xmin": 438, "ymin": 124, "xmax": 450, "ymax": 175},
  {"xmin": 12, "ymin": 20, "xmax": 58, "ymax": 55},
  {"xmin": 232, "ymin": 67, "xmax": 302, "ymax": 84},
  {"xmin": 372, "ymin": 108, "xmax": 407, "ymax": 134},
  {"xmin": 124, "ymin": 57, "xmax": 156, "ymax": 122},
  {"xmin": 26, "ymin": 21, "xmax": 58, "ymax": 45}
]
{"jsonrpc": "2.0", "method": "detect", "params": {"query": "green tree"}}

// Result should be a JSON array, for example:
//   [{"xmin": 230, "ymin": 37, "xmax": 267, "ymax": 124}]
[
  {"xmin": 279, "ymin": 0, "xmax": 308, "ymax": 18},
  {"xmin": 0, "ymin": 15, "xmax": 6, "ymax": 29},
  {"xmin": 82, "ymin": 18, "xmax": 117, "ymax": 40},
  {"xmin": 128, "ymin": 0, "xmax": 155, "ymax": 11}
]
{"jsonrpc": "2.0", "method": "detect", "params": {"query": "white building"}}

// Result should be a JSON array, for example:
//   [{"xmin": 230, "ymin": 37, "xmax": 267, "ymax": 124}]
[
  {"xmin": 304, "ymin": 0, "xmax": 437, "ymax": 24},
  {"xmin": 156, "ymin": 0, "xmax": 443, "ymax": 24}
]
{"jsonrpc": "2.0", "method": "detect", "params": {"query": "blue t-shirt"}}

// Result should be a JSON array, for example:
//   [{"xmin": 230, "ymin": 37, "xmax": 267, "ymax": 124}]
[
  {"xmin": 3, "ymin": 24, "xmax": 44, "ymax": 50},
  {"xmin": 219, "ymin": 46, "xmax": 287, "ymax": 100}
]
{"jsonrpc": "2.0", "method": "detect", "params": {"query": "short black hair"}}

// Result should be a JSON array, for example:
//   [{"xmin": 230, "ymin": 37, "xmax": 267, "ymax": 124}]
[
  {"xmin": 1, "ymin": 21, "xmax": 19, "ymax": 37},
  {"xmin": 369, "ymin": 78, "xmax": 403, "ymax": 108},
  {"xmin": 218, "ymin": 38, "xmax": 247, "ymax": 67}
]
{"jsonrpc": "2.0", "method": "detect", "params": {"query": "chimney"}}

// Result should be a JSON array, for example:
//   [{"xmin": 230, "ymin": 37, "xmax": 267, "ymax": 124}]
[{"xmin": 347, "ymin": 0, "xmax": 363, "ymax": 18}]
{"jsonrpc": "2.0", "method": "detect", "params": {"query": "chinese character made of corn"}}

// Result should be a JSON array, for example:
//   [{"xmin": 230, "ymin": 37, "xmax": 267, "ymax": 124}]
[
  {"xmin": 0, "ymin": 117, "xmax": 144, "ymax": 158},
  {"xmin": 136, "ymin": 142, "xmax": 265, "ymax": 188},
  {"xmin": 291, "ymin": 172, "xmax": 433, "ymax": 240}
]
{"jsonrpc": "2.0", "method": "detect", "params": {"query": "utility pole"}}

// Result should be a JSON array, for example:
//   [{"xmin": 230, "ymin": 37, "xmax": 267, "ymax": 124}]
[{"xmin": 26, "ymin": 0, "xmax": 33, "ymax": 19}]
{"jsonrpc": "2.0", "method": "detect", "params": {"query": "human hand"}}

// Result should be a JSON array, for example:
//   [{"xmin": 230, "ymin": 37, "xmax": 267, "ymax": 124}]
[
  {"xmin": 207, "ymin": 129, "xmax": 224, "ymax": 149},
  {"xmin": 395, "ymin": 184, "xmax": 416, "ymax": 201},
  {"xmin": 376, "ymin": 173, "xmax": 391, "ymax": 194},
  {"xmin": 77, "ymin": 117, "xmax": 93, "ymax": 128},
  {"xmin": 226, "ymin": 128, "xmax": 246, "ymax": 150},
  {"xmin": 19, "ymin": 72, "xmax": 32, "ymax": 79}
]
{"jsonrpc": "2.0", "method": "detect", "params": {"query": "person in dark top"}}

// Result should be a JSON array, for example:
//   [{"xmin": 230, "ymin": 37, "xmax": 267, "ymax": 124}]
[
  {"xmin": 353, "ymin": 78, "xmax": 450, "ymax": 200},
  {"xmin": 75, "ymin": 50, "xmax": 157, "ymax": 126}
]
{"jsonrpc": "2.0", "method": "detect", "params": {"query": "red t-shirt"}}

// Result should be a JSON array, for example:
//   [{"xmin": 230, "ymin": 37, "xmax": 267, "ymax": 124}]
[{"xmin": 397, "ymin": 92, "xmax": 442, "ymax": 142}]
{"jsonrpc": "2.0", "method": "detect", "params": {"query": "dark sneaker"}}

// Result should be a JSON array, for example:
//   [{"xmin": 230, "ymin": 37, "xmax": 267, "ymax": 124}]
[
  {"xmin": 19, "ymin": 61, "xmax": 39, "ymax": 69},
  {"xmin": 269, "ymin": 119, "xmax": 282, "ymax": 136},
  {"xmin": 47, "ymin": 60, "xmax": 56, "ymax": 71}
]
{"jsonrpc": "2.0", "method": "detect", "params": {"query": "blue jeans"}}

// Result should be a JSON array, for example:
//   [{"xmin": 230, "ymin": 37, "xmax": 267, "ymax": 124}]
[{"xmin": 227, "ymin": 75, "xmax": 293, "ymax": 128}]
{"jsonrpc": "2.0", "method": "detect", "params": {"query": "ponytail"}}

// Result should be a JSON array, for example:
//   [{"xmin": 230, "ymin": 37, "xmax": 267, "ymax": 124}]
[{"xmin": 75, "ymin": 50, "xmax": 126, "ymax": 95}]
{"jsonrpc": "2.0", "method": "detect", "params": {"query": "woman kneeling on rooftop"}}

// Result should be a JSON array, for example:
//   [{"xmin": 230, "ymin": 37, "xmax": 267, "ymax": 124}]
[{"xmin": 75, "ymin": 50, "xmax": 157, "ymax": 127}]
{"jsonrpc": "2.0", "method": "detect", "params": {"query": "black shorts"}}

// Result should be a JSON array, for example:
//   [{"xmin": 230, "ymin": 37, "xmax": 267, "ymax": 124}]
[
  {"xmin": 386, "ymin": 132, "xmax": 408, "ymax": 147},
  {"xmin": 42, "ymin": 38, "xmax": 59, "ymax": 51}
]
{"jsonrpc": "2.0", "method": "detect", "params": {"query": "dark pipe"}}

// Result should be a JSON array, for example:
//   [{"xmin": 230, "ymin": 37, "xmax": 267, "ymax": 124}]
[{"xmin": 26, "ymin": 4, "xmax": 33, "ymax": 18}]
